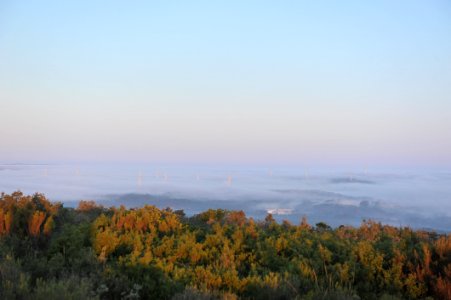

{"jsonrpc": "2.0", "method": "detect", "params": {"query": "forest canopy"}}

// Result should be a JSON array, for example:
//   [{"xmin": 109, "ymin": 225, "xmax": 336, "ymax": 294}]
[{"xmin": 0, "ymin": 191, "xmax": 450, "ymax": 299}]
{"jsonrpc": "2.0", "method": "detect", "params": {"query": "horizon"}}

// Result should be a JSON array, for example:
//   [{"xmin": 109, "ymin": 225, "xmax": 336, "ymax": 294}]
[{"xmin": 1, "ymin": 160, "xmax": 451, "ymax": 172}]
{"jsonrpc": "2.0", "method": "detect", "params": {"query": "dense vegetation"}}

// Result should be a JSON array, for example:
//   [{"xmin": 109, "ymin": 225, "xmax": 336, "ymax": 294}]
[{"xmin": 0, "ymin": 192, "xmax": 450, "ymax": 299}]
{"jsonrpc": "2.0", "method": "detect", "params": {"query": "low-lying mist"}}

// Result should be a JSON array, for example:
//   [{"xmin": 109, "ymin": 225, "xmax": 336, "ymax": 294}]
[{"xmin": 1, "ymin": 163, "xmax": 450, "ymax": 231}]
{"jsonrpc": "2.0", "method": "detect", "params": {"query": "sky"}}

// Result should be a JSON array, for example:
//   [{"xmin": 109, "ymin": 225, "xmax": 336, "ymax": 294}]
[{"xmin": 0, "ymin": 1, "xmax": 450, "ymax": 167}]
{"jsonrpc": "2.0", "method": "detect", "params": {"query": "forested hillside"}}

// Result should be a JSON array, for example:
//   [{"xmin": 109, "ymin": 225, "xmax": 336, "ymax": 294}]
[{"xmin": 0, "ymin": 192, "xmax": 450, "ymax": 299}]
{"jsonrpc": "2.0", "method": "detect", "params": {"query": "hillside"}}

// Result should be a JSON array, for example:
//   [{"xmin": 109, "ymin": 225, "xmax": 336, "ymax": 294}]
[{"xmin": 0, "ymin": 192, "xmax": 450, "ymax": 299}]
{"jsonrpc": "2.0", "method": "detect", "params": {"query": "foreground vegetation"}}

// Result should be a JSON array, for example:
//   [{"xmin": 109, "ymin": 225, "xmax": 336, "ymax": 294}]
[{"xmin": 0, "ymin": 192, "xmax": 450, "ymax": 299}]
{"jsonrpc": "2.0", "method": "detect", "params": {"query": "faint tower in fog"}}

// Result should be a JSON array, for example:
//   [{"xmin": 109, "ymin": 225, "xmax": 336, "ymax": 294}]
[
  {"xmin": 227, "ymin": 175, "xmax": 233, "ymax": 186},
  {"xmin": 137, "ymin": 171, "xmax": 143, "ymax": 187}
]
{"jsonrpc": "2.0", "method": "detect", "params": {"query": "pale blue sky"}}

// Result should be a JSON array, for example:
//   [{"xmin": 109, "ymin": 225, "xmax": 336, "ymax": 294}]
[{"xmin": 1, "ymin": 1, "xmax": 450, "ymax": 166}]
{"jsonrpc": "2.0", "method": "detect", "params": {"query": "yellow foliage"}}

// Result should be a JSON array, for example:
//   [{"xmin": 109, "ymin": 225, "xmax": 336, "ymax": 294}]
[
  {"xmin": 28, "ymin": 211, "xmax": 46, "ymax": 236},
  {"xmin": 43, "ymin": 215, "xmax": 55, "ymax": 235}
]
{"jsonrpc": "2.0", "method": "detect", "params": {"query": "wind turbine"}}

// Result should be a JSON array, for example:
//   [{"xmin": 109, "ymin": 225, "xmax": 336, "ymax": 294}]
[
  {"xmin": 227, "ymin": 175, "xmax": 233, "ymax": 186},
  {"xmin": 137, "ymin": 171, "xmax": 143, "ymax": 187}
]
